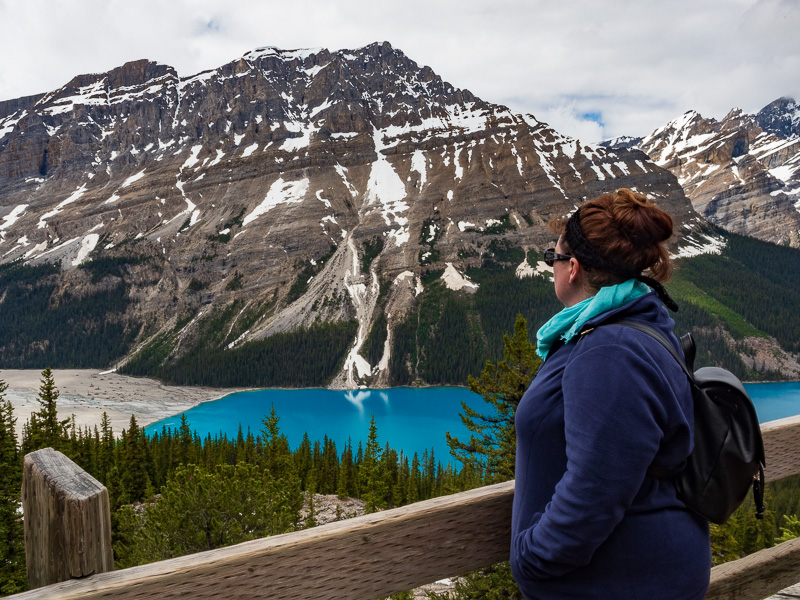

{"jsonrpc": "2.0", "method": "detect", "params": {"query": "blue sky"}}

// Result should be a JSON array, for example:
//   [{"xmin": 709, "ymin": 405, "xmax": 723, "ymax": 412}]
[{"xmin": 0, "ymin": 0, "xmax": 797, "ymax": 143}]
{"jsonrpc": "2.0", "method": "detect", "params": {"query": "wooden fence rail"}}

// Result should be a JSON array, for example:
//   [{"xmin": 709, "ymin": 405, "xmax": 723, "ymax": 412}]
[{"xmin": 9, "ymin": 415, "xmax": 800, "ymax": 600}]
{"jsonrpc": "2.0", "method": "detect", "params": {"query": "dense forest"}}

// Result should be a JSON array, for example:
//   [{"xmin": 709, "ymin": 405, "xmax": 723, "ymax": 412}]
[
  {"xmin": 0, "ymin": 260, "xmax": 139, "ymax": 369},
  {"xmin": 2, "ymin": 228, "xmax": 799, "ymax": 386}
]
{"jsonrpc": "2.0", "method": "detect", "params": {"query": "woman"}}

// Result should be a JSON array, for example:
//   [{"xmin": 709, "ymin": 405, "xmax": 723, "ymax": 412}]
[{"xmin": 510, "ymin": 189, "xmax": 711, "ymax": 599}]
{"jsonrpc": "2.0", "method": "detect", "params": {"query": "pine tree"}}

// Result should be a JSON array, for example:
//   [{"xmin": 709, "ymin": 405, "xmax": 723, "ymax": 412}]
[
  {"xmin": 22, "ymin": 367, "xmax": 69, "ymax": 453},
  {"xmin": 447, "ymin": 313, "xmax": 540, "ymax": 483},
  {"xmin": 177, "ymin": 413, "xmax": 193, "ymax": 466},
  {"xmin": 295, "ymin": 433, "xmax": 313, "ymax": 490},
  {"xmin": 441, "ymin": 314, "xmax": 538, "ymax": 598},
  {"xmin": 260, "ymin": 406, "xmax": 293, "ymax": 481},
  {"xmin": 337, "ymin": 438, "xmax": 355, "ymax": 498},
  {"xmin": 320, "ymin": 435, "xmax": 338, "ymax": 494},
  {"xmin": 98, "ymin": 412, "xmax": 114, "ymax": 486},
  {"xmin": 259, "ymin": 407, "xmax": 303, "ymax": 525},
  {"xmin": 0, "ymin": 380, "xmax": 26, "ymax": 594},
  {"xmin": 406, "ymin": 452, "xmax": 420, "ymax": 504},
  {"xmin": 120, "ymin": 415, "xmax": 150, "ymax": 503},
  {"xmin": 361, "ymin": 416, "xmax": 387, "ymax": 513}
]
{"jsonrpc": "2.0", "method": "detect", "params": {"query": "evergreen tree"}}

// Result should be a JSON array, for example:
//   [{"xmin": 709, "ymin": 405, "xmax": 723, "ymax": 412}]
[
  {"xmin": 361, "ymin": 416, "xmax": 387, "ymax": 513},
  {"xmin": 98, "ymin": 412, "xmax": 114, "ymax": 486},
  {"xmin": 406, "ymin": 452, "xmax": 420, "ymax": 504},
  {"xmin": 260, "ymin": 406, "xmax": 293, "ymax": 481},
  {"xmin": 320, "ymin": 436, "xmax": 338, "ymax": 494},
  {"xmin": 114, "ymin": 463, "xmax": 300, "ymax": 567},
  {"xmin": 447, "ymin": 313, "xmax": 540, "ymax": 483},
  {"xmin": 777, "ymin": 514, "xmax": 800, "ymax": 543},
  {"xmin": 0, "ymin": 380, "xmax": 26, "ymax": 594},
  {"xmin": 442, "ymin": 314, "xmax": 538, "ymax": 598},
  {"xmin": 710, "ymin": 521, "xmax": 741, "ymax": 565},
  {"xmin": 177, "ymin": 413, "xmax": 193, "ymax": 466},
  {"xmin": 120, "ymin": 415, "xmax": 150, "ymax": 503},
  {"xmin": 22, "ymin": 367, "xmax": 69, "ymax": 453},
  {"xmin": 337, "ymin": 438, "xmax": 355, "ymax": 498},
  {"xmin": 258, "ymin": 407, "xmax": 303, "ymax": 525},
  {"xmin": 295, "ymin": 432, "xmax": 313, "ymax": 489}
]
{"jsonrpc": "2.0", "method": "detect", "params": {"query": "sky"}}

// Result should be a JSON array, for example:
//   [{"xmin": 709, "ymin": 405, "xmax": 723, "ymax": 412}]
[{"xmin": 0, "ymin": 0, "xmax": 798, "ymax": 143}]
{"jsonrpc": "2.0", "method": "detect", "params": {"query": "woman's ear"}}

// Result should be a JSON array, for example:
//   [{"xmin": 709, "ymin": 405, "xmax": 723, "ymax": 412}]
[{"xmin": 568, "ymin": 257, "xmax": 581, "ymax": 285}]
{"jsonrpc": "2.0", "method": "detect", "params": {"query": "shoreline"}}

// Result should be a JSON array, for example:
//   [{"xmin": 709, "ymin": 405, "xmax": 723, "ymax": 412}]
[
  {"xmin": 0, "ymin": 370, "xmax": 473, "ymax": 441},
  {"xmin": 0, "ymin": 369, "xmax": 248, "ymax": 439}
]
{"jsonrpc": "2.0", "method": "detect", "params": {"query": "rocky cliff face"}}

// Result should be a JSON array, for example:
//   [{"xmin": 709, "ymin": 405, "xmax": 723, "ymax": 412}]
[
  {"xmin": 0, "ymin": 42, "xmax": 701, "ymax": 385},
  {"xmin": 611, "ymin": 99, "xmax": 800, "ymax": 247}
]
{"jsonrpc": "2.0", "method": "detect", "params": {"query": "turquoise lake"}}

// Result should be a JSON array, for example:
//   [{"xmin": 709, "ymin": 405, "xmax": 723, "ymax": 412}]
[
  {"xmin": 145, "ymin": 382, "xmax": 800, "ymax": 462},
  {"xmin": 146, "ymin": 387, "xmax": 482, "ymax": 462}
]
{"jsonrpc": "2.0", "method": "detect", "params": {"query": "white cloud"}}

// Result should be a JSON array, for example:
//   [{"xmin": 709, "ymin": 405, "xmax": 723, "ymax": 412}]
[
  {"xmin": 0, "ymin": 0, "xmax": 797, "ymax": 142},
  {"xmin": 533, "ymin": 103, "xmax": 605, "ymax": 145}
]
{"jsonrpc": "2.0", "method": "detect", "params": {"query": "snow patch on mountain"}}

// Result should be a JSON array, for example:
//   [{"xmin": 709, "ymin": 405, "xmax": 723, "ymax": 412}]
[
  {"xmin": 441, "ymin": 263, "xmax": 478, "ymax": 291},
  {"xmin": 38, "ymin": 185, "xmax": 88, "ymax": 229},
  {"xmin": 339, "ymin": 237, "xmax": 382, "ymax": 387},
  {"xmin": 121, "ymin": 170, "xmax": 147, "ymax": 188},
  {"xmin": 73, "ymin": 234, "xmax": 100, "ymax": 266},
  {"xmin": 243, "ymin": 177, "xmax": 310, "ymax": 226},
  {"xmin": 368, "ymin": 129, "xmax": 409, "ymax": 243},
  {"xmin": 0, "ymin": 205, "xmax": 27, "ymax": 235},
  {"xmin": 411, "ymin": 150, "xmax": 427, "ymax": 190},
  {"xmin": 673, "ymin": 227, "xmax": 727, "ymax": 258}
]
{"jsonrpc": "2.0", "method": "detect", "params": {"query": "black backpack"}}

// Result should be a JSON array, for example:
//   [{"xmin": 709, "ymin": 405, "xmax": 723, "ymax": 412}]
[{"xmin": 598, "ymin": 320, "xmax": 766, "ymax": 525}]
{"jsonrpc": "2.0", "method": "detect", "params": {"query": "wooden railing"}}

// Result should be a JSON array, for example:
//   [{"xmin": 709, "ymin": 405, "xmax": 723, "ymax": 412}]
[{"xmin": 10, "ymin": 414, "xmax": 800, "ymax": 600}]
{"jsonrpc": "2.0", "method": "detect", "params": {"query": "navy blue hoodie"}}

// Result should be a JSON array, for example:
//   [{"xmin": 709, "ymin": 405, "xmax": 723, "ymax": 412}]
[{"xmin": 511, "ymin": 292, "xmax": 710, "ymax": 599}]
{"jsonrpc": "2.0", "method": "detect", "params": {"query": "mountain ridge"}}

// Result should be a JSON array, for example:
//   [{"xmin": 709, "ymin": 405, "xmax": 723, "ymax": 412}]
[
  {"xmin": 604, "ymin": 98, "xmax": 800, "ymax": 247},
  {"xmin": 0, "ymin": 42, "xmax": 767, "ymax": 387}
]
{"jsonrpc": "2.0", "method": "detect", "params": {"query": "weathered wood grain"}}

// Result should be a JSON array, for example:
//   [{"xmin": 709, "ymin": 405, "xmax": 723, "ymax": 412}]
[
  {"xmin": 707, "ymin": 537, "xmax": 800, "ymax": 599},
  {"xmin": 762, "ymin": 415, "xmax": 800, "ymax": 483},
  {"xmin": 22, "ymin": 448, "xmax": 113, "ymax": 589}
]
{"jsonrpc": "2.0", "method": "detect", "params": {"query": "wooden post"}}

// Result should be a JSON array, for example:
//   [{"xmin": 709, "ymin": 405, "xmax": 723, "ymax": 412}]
[{"xmin": 22, "ymin": 448, "xmax": 113, "ymax": 589}]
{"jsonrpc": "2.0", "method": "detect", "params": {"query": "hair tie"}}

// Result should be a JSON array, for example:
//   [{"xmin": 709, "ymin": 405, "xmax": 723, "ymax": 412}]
[
  {"xmin": 636, "ymin": 275, "xmax": 679, "ymax": 312},
  {"xmin": 565, "ymin": 211, "xmax": 631, "ymax": 275}
]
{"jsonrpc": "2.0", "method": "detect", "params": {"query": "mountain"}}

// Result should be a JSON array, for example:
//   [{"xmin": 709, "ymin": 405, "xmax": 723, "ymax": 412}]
[
  {"xmin": 0, "ymin": 42, "xmax": 780, "ymax": 387},
  {"xmin": 605, "ymin": 98, "xmax": 800, "ymax": 247}
]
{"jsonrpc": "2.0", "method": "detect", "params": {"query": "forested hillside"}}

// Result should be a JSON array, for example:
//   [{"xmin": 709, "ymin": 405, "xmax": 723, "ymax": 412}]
[
  {"xmin": 672, "ymin": 231, "xmax": 800, "ymax": 379},
  {"xmin": 2, "ymin": 229, "xmax": 799, "ymax": 385}
]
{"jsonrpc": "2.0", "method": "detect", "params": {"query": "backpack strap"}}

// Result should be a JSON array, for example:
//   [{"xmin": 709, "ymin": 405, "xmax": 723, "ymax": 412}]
[
  {"xmin": 680, "ymin": 333, "xmax": 696, "ymax": 372},
  {"xmin": 587, "ymin": 319, "xmax": 695, "ymax": 482}
]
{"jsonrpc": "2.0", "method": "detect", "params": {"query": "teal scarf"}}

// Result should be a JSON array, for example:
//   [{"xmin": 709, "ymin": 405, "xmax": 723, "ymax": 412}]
[{"xmin": 536, "ymin": 279, "xmax": 651, "ymax": 359}]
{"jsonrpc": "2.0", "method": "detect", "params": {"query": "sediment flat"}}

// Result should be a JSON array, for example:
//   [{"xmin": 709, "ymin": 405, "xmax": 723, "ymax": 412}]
[{"xmin": 0, "ymin": 369, "xmax": 246, "ymax": 439}]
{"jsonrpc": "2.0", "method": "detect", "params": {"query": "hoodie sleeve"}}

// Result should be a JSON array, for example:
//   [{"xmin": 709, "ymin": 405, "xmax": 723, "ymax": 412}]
[{"xmin": 511, "ymin": 342, "xmax": 676, "ymax": 579}]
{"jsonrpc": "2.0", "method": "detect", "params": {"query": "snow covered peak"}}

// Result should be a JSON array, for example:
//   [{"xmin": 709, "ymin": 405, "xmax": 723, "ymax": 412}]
[
  {"xmin": 757, "ymin": 96, "xmax": 800, "ymax": 139},
  {"xmin": 636, "ymin": 97, "xmax": 800, "ymax": 248},
  {"xmin": 243, "ymin": 46, "xmax": 325, "ymax": 61}
]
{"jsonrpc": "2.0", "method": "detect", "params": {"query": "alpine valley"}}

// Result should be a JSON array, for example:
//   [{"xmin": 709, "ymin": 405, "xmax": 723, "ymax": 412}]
[{"xmin": 1, "ymin": 42, "xmax": 799, "ymax": 387}]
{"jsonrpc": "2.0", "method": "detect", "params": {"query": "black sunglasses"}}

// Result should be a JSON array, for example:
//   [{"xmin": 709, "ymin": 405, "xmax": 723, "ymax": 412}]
[{"xmin": 543, "ymin": 248, "xmax": 572, "ymax": 267}]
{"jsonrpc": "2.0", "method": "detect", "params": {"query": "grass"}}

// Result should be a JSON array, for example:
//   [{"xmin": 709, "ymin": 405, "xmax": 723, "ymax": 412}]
[{"xmin": 668, "ymin": 274, "xmax": 767, "ymax": 339}]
